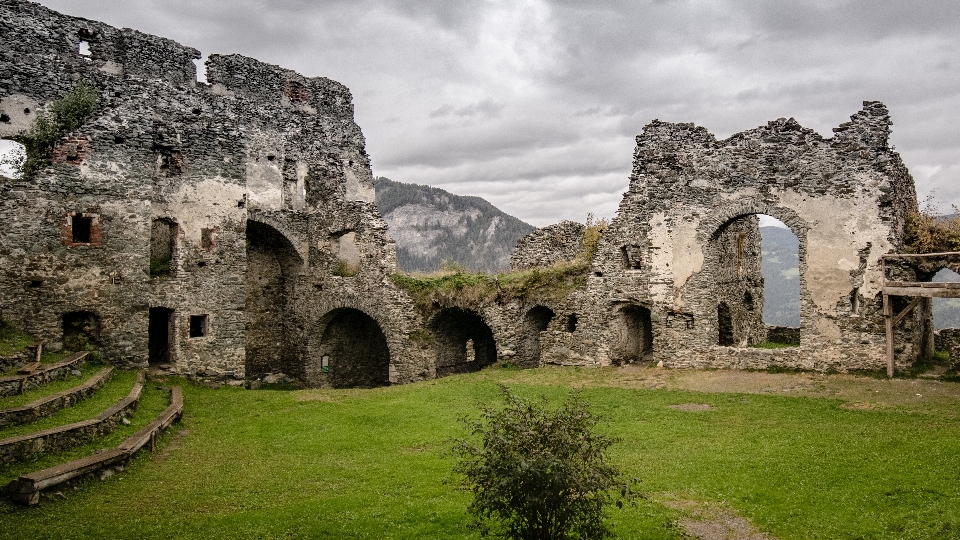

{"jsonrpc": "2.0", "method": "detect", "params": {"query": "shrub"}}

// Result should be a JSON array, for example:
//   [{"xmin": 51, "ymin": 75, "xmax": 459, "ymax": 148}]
[
  {"xmin": 903, "ymin": 199, "xmax": 960, "ymax": 254},
  {"xmin": 579, "ymin": 213, "xmax": 609, "ymax": 264},
  {"xmin": 451, "ymin": 386, "xmax": 637, "ymax": 539},
  {"xmin": 8, "ymin": 80, "xmax": 98, "ymax": 179}
]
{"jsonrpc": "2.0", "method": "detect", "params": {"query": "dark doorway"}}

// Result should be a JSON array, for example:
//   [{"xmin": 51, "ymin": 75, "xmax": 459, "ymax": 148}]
[
  {"xmin": 517, "ymin": 306, "xmax": 555, "ymax": 368},
  {"xmin": 149, "ymin": 307, "xmax": 174, "ymax": 364},
  {"xmin": 618, "ymin": 305, "xmax": 653, "ymax": 362}
]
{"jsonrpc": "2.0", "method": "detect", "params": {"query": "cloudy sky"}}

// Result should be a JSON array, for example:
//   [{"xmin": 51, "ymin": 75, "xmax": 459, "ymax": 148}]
[{"xmin": 15, "ymin": 1, "xmax": 960, "ymax": 226}]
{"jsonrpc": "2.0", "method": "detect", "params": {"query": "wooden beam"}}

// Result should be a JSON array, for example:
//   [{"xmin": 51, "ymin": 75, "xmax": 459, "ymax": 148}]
[
  {"xmin": 884, "ymin": 293, "xmax": 894, "ymax": 378},
  {"xmin": 892, "ymin": 297, "xmax": 923, "ymax": 326},
  {"xmin": 882, "ymin": 286, "xmax": 960, "ymax": 299}
]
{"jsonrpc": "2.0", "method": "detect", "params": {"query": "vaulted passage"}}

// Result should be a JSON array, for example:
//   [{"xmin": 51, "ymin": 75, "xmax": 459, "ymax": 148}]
[
  {"xmin": 517, "ymin": 306, "xmax": 555, "ymax": 368},
  {"xmin": 429, "ymin": 308, "xmax": 497, "ymax": 377},
  {"xmin": 245, "ymin": 220, "xmax": 303, "ymax": 380},
  {"xmin": 316, "ymin": 308, "xmax": 390, "ymax": 388},
  {"xmin": 617, "ymin": 305, "xmax": 653, "ymax": 362}
]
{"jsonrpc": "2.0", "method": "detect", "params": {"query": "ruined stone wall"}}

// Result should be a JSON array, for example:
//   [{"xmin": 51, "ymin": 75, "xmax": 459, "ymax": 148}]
[
  {"xmin": 571, "ymin": 102, "xmax": 918, "ymax": 371},
  {"xmin": 514, "ymin": 103, "xmax": 918, "ymax": 371},
  {"xmin": 0, "ymin": 0, "xmax": 424, "ymax": 386},
  {"xmin": 510, "ymin": 220, "xmax": 585, "ymax": 271}
]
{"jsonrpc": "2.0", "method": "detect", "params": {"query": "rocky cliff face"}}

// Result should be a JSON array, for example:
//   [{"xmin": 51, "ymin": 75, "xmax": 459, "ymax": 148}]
[{"xmin": 374, "ymin": 177, "xmax": 534, "ymax": 273}]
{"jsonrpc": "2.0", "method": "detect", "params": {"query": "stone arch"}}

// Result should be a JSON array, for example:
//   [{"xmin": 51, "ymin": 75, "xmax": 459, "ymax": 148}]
[
  {"xmin": 428, "ymin": 307, "xmax": 497, "ymax": 377},
  {"xmin": 516, "ymin": 305, "xmax": 555, "ymax": 368},
  {"xmin": 245, "ymin": 219, "xmax": 304, "ymax": 380},
  {"xmin": 312, "ymin": 307, "xmax": 390, "ymax": 388},
  {"xmin": 614, "ymin": 304, "xmax": 653, "ymax": 363},
  {"xmin": 699, "ymin": 202, "xmax": 807, "ymax": 346},
  {"xmin": 246, "ymin": 211, "xmax": 309, "ymax": 264}
]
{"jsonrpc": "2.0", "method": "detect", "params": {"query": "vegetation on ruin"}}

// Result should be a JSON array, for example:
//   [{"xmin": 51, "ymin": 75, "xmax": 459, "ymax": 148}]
[
  {"xmin": 903, "ymin": 202, "xmax": 960, "ymax": 254},
  {"xmin": 451, "ymin": 386, "xmax": 637, "ymax": 539},
  {"xmin": 332, "ymin": 259, "xmax": 360, "ymax": 277},
  {"xmin": 2, "ymin": 366, "xmax": 960, "ymax": 538},
  {"xmin": 391, "ymin": 216, "xmax": 608, "ymax": 311},
  {"xmin": 749, "ymin": 340, "xmax": 798, "ymax": 350},
  {"xmin": 3, "ymin": 80, "xmax": 98, "ymax": 179}
]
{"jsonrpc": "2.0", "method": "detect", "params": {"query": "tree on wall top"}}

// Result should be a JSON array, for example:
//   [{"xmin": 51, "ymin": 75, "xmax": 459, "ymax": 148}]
[{"xmin": 451, "ymin": 386, "xmax": 638, "ymax": 539}]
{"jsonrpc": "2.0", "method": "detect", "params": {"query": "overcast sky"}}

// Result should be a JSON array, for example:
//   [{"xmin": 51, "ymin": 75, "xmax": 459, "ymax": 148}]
[{"xmin": 12, "ymin": 1, "xmax": 960, "ymax": 226}]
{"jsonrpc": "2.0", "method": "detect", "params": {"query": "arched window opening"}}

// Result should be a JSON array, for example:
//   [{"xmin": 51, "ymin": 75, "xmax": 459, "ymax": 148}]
[{"xmin": 711, "ymin": 214, "xmax": 800, "ymax": 347}]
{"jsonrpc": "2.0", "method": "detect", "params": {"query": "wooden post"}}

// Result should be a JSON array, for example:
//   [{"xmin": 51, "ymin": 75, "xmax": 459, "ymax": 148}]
[{"xmin": 884, "ymin": 293, "xmax": 894, "ymax": 378}]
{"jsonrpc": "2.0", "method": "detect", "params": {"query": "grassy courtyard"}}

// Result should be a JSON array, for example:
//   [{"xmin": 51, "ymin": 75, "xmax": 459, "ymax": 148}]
[{"xmin": 1, "ymin": 365, "xmax": 959, "ymax": 539}]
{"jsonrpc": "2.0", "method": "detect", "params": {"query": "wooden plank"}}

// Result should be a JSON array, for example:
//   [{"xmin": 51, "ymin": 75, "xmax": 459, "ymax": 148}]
[
  {"xmin": 892, "ymin": 297, "xmax": 923, "ymax": 326},
  {"xmin": 882, "ymin": 286, "xmax": 960, "ymax": 298},
  {"xmin": 884, "ymin": 293, "xmax": 894, "ymax": 378}
]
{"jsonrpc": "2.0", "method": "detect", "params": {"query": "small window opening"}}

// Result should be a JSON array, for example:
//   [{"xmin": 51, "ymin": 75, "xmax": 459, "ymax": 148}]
[
  {"xmin": 566, "ymin": 314, "xmax": 578, "ymax": 332},
  {"xmin": 594, "ymin": 271, "xmax": 603, "ymax": 277},
  {"xmin": 29, "ymin": 280, "xmax": 43, "ymax": 288},
  {"xmin": 78, "ymin": 40, "xmax": 91, "ymax": 57},
  {"xmin": 0, "ymin": 114, "xmax": 9, "ymax": 123},
  {"xmin": 744, "ymin": 290, "xmax": 754, "ymax": 310},
  {"xmin": 850, "ymin": 288, "xmax": 860, "ymax": 314},
  {"xmin": 266, "ymin": 155, "xmax": 276, "ymax": 162},
  {"xmin": 200, "ymin": 228, "xmax": 214, "ymax": 250},
  {"xmin": 23, "ymin": 108, "xmax": 30, "ymax": 115},
  {"xmin": 72, "ymin": 214, "xmax": 92, "ymax": 243},
  {"xmin": 189, "ymin": 314, "xmax": 209, "ymax": 338},
  {"xmin": 193, "ymin": 56, "xmax": 208, "ymax": 84},
  {"xmin": 197, "ymin": 261, "xmax": 206, "ymax": 268}
]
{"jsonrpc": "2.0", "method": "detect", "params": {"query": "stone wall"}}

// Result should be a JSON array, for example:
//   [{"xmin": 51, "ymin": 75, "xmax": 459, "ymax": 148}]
[
  {"xmin": 511, "ymin": 220, "xmax": 585, "ymax": 271},
  {"xmin": 516, "ymin": 103, "xmax": 918, "ymax": 372},
  {"xmin": 0, "ymin": 0, "xmax": 425, "ymax": 387}
]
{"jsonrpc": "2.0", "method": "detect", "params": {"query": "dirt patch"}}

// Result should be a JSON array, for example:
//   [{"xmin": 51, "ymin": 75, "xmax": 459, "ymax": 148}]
[
  {"xmin": 669, "ymin": 403, "xmax": 716, "ymax": 412},
  {"xmin": 660, "ymin": 497, "xmax": 776, "ymax": 540},
  {"xmin": 156, "ymin": 429, "xmax": 189, "ymax": 462}
]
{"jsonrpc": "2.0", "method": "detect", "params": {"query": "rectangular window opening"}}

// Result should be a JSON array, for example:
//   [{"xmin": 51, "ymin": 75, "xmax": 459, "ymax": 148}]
[
  {"xmin": 72, "ymin": 215, "xmax": 92, "ymax": 243},
  {"xmin": 189, "ymin": 314, "xmax": 209, "ymax": 338}
]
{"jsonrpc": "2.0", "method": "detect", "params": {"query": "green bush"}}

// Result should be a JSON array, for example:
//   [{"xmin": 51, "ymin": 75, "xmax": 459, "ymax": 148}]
[
  {"xmin": 7, "ymin": 80, "xmax": 98, "ymax": 179},
  {"xmin": 451, "ymin": 387, "xmax": 637, "ymax": 539}
]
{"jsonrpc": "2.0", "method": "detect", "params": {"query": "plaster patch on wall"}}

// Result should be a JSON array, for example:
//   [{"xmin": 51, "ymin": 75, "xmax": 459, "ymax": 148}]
[
  {"xmin": 778, "ymin": 190, "xmax": 892, "ymax": 311},
  {"xmin": 647, "ymin": 212, "xmax": 704, "ymax": 303},
  {"xmin": 0, "ymin": 94, "xmax": 40, "ymax": 137},
  {"xmin": 163, "ymin": 178, "xmax": 246, "ymax": 243},
  {"xmin": 246, "ymin": 161, "xmax": 283, "ymax": 210}
]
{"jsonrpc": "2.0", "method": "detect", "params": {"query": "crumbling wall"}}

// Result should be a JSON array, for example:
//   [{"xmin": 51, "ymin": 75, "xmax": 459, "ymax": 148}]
[
  {"xmin": 510, "ymin": 220, "xmax": 584, "ymax": 271},
  {"xmin": 521, "ymin": 103, "xmax": 918, "ymax": 371},
  {"xmin": 0, "ymin": 0, "xmax": 424, "ymax": 386}
]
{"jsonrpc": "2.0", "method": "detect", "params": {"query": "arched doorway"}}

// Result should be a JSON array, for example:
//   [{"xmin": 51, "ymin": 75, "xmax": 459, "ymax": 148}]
[
  {"xmin": 517, "ymin": 306, "xmax": 555, "ymax": 368},
  {"xmin": 709, "ymin": 213, "xmax": 801, "ymax": 347},
  {"xmin": 315, "ymin": 308, "xmax": 390, "ymax": 388},
  {"xmin": 429, "ymin": 307, "xmax": 497, "ymax": 377},
  {"xmin": 245, "ymin": 220, "xmax": 303, "ymax": 380}
]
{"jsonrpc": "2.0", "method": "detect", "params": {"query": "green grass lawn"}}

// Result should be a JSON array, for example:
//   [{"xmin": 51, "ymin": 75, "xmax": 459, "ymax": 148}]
[{"xmin": 0, "ymin": 366, "xmax": 959, "ymax": 539}]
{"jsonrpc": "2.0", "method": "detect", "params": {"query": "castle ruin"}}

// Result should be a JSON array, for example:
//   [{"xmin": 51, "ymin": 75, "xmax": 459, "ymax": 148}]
[{"xmin": 0, "ymin": 0, "xmax": 939, "ymax": 388}]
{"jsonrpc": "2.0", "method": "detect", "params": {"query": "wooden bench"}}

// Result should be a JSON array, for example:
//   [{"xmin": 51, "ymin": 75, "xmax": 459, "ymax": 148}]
[
  {"xmin": 7, "ymin": 386, "xmax": 183, "ymax": 505},
  {"xmin": 0, "ymin": 351, "xmax": 88, "ymax": 397},
  {"xmin": 0, "ymin": 367, "xmax": 114, "ymax": 428},
  {"xmin": 0, "ymin": 371, "xmax": 143, "ymax": 464}
]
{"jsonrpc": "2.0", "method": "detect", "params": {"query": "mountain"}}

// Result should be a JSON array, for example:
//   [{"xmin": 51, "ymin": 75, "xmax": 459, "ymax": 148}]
[
  {"xmin": 761, "ymin": 226, "xmax": 801, "ymax": 327},
  {"xmin": 374, "ymin": 177, "xmax": 535, "ymax": 273}
]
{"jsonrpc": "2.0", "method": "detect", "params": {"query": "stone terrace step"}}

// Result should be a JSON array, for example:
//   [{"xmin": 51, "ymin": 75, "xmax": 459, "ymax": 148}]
[
  {"xmin": 0, "ymin": 351, "xmax": 89, "ymax": 397},
  {"xmin": 7, "ymin": 386, "xmax": 183, "ymax": 506},
  {"xmin": 0, "ymin": 371, "xmax": 144, "ymax": 465},
  {"xmin": 0, "ymin": 367, "xmax": 114, "ymax": 428}
]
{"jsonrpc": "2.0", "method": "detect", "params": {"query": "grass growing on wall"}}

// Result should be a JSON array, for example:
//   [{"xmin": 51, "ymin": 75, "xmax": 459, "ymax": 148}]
[
  {"xmin": 2, "ymin": 368, "xmax": 960, "ymax": 539},
  {"xmin": 391, "ymin": 217, "xmax": 607, "ymax": 310},
  {"xmin": 391, "ymin": 260, "xmax": 590, "ymax": 311}
]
